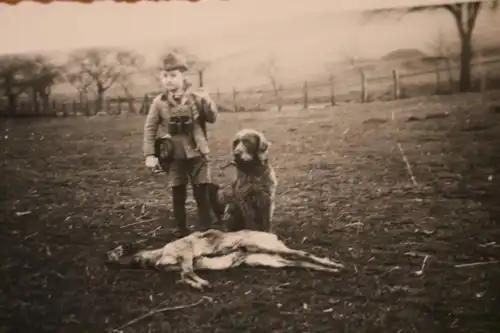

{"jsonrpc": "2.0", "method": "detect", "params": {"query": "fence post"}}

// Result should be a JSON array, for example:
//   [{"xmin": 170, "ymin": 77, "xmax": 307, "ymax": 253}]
[
  {"xmin": 303, "ymin": 80, "xmax": 309, "ymax": 109},
  {"xmin": 139, "ymin": 94, "xmax": 148, "ymax": 115},
  {"xmin": 216, "ymin": 88, "xmax": 221, "ymax": 102},
  {"xmin": 277, "ymin": 85, "xmax": 283, "ymax": 112},
  {"xmin": 198, "ymin": 70, "xmax": 204, "ymax": 88},
  {"xmin": 480, "ymin": 69, "xmax": 488, "ymax": 92},
  {"xmin": 435, "ymin": 67, "xmax": 441, "ymax": 93},
  {"xmin": 232, "ymin": 87, "xmax": 238, "ymax": 112},
  {"xmin": 329, "ymin": 74, "xmax": 336, "ymax": 106},
  {"xmin": 360, "ymin": 71, "xmax": 368, "ymax": 103},
  {"xmin": 392, "ymin": 69, "xmax": 401, "ymax": 100},
  {"xmin": 477, "ymin": 51, "xmax": 487, "ymax": 92},
  {"xmin": 107, "ymin": 99, "xmax": 111, "ymax": 114},
  {"xmin": 117, "ymin": 98, "xmax": 122, "ymax": 114},
  {"xmin": 446, "ymin": 60, "xmax": 453, "ymax": 93}
]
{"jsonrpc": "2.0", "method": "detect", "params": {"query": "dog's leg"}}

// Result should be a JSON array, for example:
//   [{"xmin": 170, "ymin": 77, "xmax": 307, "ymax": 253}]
[
  {"xmin": 254, "ymin": 194, "xmax": 273, "ymax": 232},
  {"xmin": 239, "ymin": 196, "xmax": 256, "ymax": 230},
  {"xmin": 223, "ymin": 202, "xmax": 246, "ymax": 232},
  {"xmin": 207, "ymin": 182, "xmax": 226, "ymax": 219}
]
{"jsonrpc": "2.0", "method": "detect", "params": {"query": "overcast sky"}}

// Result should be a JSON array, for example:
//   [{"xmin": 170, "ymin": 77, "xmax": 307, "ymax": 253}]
[
  {"xmin": 0, "ymin": 0, "xmax": 490, "ymax": 56},
  {"xmin": 1, "ymin": 0, "xmax": 497, "ymax": 91}
]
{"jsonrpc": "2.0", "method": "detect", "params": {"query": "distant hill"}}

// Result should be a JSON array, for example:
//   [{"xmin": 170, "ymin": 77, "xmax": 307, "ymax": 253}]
[
  {"xmin": 479, "ymin": 45, "xmax": 500, "ymax": 57},
  {"xmin": 382, "ymin": 48, "xmax": 428, "ymax": 62}
]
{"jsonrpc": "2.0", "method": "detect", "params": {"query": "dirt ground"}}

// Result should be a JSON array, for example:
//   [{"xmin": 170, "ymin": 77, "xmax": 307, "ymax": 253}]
[{"xmin": 1, "ymin": 91, "xmax": 500, "ymax": 333}]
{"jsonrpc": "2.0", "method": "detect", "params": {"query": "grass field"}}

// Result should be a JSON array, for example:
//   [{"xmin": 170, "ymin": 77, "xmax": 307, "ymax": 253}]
[{"xmin": 1, "ymin": 90, "xmax": 500, "ymax": 333}]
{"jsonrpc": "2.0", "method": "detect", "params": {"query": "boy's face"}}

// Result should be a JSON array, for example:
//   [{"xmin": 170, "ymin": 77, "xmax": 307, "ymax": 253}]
[{"xmin": 160, "ymin": 69, "xmax": 184, "ymax": 92}]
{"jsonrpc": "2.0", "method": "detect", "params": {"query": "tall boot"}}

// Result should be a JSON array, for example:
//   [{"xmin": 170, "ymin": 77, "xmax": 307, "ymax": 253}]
[
  {"xmin": 193, "ymin": 183, "xmax": 216, "ymax": 231},
  {"xmin": 172, "ymin": 185, "xmax": 189, "ymax": 237}
]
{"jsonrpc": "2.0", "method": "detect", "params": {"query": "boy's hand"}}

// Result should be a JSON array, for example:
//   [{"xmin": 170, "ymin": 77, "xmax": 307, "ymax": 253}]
[
  {"xmin": 145, "ymin": 155, "xmax": 159, "ymax": 168},
  {"xmin": 193, "ymin": 88, "xmax": 213, "ymax": 104}
]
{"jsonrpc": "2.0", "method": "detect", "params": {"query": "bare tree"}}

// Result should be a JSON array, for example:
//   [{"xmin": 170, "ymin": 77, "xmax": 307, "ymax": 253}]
[
  {"xmin": 116, "ymin": 73, "xmax": 139, "ymax": 113},
  {"xmin": 257, "ymin": 56, "xmax": 283, "ymax": 111},
  {"xmin": 0, "ymin": 55, "xmax": 35, "ymax": 113},
  {"xmin": 366, "ymin": 0, "xmax": 499, "ymax": 92},
  {"xmin": 258, "ymin": 57, "xmax": 281, "ymax": 96},
  {"xmin": 66, "ymin": 71, "xmax": 95, "ymax": 104},
  {"xmin": 144, "ymin": 66, "xmax": 165, "ymax": 92},
  {"xmin": 28, "ymin": 55, "xmax": 63, "ymax": 113},
  {"xmin": 65, "ymin": 47, "xmax": 144, "ymax": 113},
  {"xmin": 425, "ymin": 28, "xmax": 456, "ymax": 91},
  {"xmin": 0, "ymin": 54, "xmax": 62, "ymax": 114}
]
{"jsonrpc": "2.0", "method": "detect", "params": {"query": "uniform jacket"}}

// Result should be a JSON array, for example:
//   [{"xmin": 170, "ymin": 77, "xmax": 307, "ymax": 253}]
[{"xmin": 143, "ymin": 88, "xmax": 218, "ymax": 159}]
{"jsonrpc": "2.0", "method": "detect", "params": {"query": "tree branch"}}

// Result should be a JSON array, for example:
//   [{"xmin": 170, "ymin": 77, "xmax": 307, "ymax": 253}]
[
  {"xmin": 65, "ymin": 47, "xmax": 143, "ymax": 98},
  {"xmin": 467, "ymin": 2, "xmax": 482, "ymax": 35},
  {"xmin": 102, "ymin": 72, "xmax": 121, "ymax": 91},
  {"xmin": 444, "ymin": 3, "xmax": 466, "ymax": 37}
]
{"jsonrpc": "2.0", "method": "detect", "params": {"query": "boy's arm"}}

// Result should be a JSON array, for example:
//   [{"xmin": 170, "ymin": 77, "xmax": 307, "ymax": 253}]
[
  {"xmin": 194, "ymin": 89, "xmax": 218, "ymax": 124},
  {"xmin": 143, "ymin": 97, "xmax": 160, "ymax": 157},
  {"xmin": 202, "ymin": 94, "xmax": 218, "ymax": 124}
]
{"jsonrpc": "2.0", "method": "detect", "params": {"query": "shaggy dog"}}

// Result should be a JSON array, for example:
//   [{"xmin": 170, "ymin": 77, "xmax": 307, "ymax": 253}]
[{"xmin": 213, "ymin": 128, "xmax": 278, "ymax": 232}]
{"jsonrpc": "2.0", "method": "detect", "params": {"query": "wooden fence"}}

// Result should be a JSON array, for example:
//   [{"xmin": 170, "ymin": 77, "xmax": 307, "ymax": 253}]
[
  {"xmin": 213, "ymin": 57, "xmax": 500, "ymax": 112},
  {"xmin": 1, "ymin": 57, "xmax": 499, "ymax": 117}
]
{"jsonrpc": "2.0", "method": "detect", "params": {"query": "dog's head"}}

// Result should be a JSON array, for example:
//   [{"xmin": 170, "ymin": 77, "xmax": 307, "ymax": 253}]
[{"xmin": 232, "ymin": 128, "xmax": 270, "ymax": 165}]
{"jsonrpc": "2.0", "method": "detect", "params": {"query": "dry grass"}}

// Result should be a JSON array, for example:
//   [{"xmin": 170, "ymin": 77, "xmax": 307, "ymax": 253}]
[{"xmin": 1, "ymin": 90, "xmax": 500, "ymax": 333}]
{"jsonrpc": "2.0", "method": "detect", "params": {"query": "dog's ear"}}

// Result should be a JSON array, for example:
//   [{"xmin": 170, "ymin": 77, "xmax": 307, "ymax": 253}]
[{"xmin": 256, "ymin": 133, "xmax": 270, "ymax": 161}]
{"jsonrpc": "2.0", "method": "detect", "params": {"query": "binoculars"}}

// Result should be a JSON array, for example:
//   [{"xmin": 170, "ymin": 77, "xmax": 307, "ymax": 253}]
[{"xmin": 168, "ymin": 115, "xmax": 194, "ymax": 136}]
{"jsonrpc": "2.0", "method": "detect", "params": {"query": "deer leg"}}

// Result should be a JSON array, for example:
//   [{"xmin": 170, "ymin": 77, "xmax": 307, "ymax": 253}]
[
  {"xmin": 242, "ymin": 253, "xmax": 340, "ymax": 273},
  {"xmin": 179, "ymin": 257, "xmax": 210, "ymax": 289},
  {"xmin": 248, "ymin": 236, "xmax": 344, "ymax": 270}
]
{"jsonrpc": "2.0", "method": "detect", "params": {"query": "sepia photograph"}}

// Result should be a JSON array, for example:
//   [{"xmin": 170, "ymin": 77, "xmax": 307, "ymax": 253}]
[{"xmin": 0, "ymin": 0, "xmax": 499, "ymax": 332}]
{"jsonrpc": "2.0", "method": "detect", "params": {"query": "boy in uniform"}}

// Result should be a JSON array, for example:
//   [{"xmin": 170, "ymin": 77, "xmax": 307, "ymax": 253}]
[{"xmin": 143, "ymin": 52, "xmax": 219, "ymax": 237}]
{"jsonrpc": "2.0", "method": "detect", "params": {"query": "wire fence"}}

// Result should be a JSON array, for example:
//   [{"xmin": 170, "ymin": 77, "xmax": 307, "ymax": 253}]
[{"xmin": 1, "ymin": 57, "xmax": 499, "ymax": 117}]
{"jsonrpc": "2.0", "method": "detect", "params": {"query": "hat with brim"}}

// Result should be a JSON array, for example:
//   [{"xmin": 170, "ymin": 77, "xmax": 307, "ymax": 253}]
[{"xmin": 162, "ymin": 53, "xmax": 189, "ymax": 72}]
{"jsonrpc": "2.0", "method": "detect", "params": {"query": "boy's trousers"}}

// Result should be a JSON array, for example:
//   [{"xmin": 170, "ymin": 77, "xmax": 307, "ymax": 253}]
[{"xmin": 169, "ymin": 156, "xmax": 217, "ymax": 235}]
